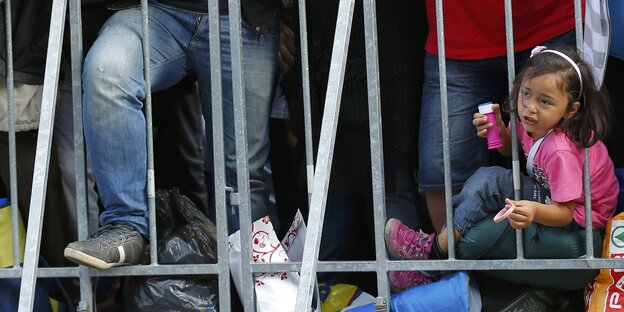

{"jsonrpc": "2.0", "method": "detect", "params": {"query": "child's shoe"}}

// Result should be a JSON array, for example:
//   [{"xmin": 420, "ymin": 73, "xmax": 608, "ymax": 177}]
[
  {"xmin": 388, "ymin": 270, "xmax": 434, "ymax": 292},
  {"xmin": 385, "ymin": 218, "xmax": 435, "ymax": 259}
]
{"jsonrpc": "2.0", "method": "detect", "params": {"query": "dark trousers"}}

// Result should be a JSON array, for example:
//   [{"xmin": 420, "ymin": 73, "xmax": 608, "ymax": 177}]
[
  {"xmin": 0, "ymin": 131, "xmax": 74, "ymax": 268},
  {"xmin": 604, "ymin": 56, "xmax": 624, "ymax": 168}
]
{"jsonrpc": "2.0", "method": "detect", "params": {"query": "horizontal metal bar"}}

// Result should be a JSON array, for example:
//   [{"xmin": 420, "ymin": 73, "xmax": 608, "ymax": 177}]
[
  {"xmin": 386, "ymin": 258, "xmax": 624, "ymax": 271},
  {"xmin": 252, "ymin": 258, "xmax": 624, "ymax": 272},
  {"xmin": 0, "ymin": 264, "xmax": 220, "ymax": 278},
  {"xmin": 85, "ymin": 264, "xmax": 221, "ymax": 276},
  {"xmin": 2, "ymin": 256, "xmax": 622, "ymax": 280},
  {"xmin": 0, "ymin": 267, "xmax": 80, "ymax": 278}
]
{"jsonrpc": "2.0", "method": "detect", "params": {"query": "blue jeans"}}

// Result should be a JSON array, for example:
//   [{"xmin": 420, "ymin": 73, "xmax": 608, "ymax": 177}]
[
  {"xmin": 83, "ymin": 3, "xmax": 279, "ymax": 236},
  {"xmin": 451, "ymin": 166, "xmax": 551, "ymax": 233},
  {"xmin": 417, "ymin": 31, "xmax": 576, "ymax": 192}
]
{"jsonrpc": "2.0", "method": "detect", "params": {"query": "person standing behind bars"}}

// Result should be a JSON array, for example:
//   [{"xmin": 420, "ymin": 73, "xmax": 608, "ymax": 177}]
[
  {"xmin": 418, "ymin": 0, "xmax": 583, "ymax": 233},
  {"xmin": 604, "ymin": 0, "xmax": 624, "ymax": 168},
  {"xmin": 64, "ymin": 0, "xmax": 282, "ymax": 269},
  {"xmin": 277, "ymin": 0, "xmax": 426, "ymax": 287},
  {"xmin": 0, "ymin": 0, "xmax": 102, "ymax": 300},
  {"xmin": 387, "ymin": 45, "xmax": 617, "ymax": 291}
]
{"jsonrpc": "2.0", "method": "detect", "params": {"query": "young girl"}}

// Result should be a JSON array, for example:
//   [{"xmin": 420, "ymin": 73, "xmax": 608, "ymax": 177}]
[{"xmin": 385, "ymin": 45, "xmax": 619, "ymax": 291}]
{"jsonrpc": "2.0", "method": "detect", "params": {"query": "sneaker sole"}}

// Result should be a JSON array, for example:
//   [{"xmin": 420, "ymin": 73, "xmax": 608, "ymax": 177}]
[
  {"xmin": 64, "ymin": 248, "xmax": 122, "ymax": 270},
  {"xmin": 384, "ymin": 218, "xmax": 405, "ymax": 259}
]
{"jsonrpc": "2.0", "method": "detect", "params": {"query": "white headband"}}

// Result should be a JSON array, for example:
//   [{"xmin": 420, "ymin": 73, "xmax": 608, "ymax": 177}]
[{"xmin": 530, "ymin": 46, "xmax": 583, "ymax": 99}]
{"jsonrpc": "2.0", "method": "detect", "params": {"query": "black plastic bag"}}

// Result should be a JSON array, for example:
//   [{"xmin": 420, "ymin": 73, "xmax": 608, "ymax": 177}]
[
  {"xmin": 124, "ymin": 276, "xmax": 218, "ymax": 312},
  {"xmin": 124, "ymin": 188, "xmax": 219, "ymax": 311},
  {"xmin": 153, "ymin": 188, "xmax": 218, "ymax": 264},
  {"xmin": 477, "ymin": 274, "xmax": 584, "ymax": 312}
]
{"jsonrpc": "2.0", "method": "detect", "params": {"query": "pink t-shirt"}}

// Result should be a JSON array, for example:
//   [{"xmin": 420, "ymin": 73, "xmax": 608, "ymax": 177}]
[{"xmin": 517, "ymin": 123, "xmax": 618, "ymax": 229}]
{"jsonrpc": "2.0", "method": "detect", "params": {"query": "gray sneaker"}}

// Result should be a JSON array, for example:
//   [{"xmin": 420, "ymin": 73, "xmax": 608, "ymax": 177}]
[{"xmin": 64, "ymin": 224, "xmax": 147, "ymax": 269}]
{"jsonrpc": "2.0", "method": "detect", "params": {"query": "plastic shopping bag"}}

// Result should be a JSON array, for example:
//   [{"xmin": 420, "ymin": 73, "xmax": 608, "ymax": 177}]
[
  {"xmin": 124, "ymin": 188, "xmax": 219, "ymax": 312},
  {"xmin": 585, "ymin": 212, "xmax": 624, "ymax": 311},
  {"xmin": 229, "ymin": 210, "xmax": 319, "ymax": 312},
  {"xmin": 319, "ymin": 283, "xmax": 375, "ymax": 311},
  {"xmin": 345, "ymin": 272, "xmax": 481, "ymax": 312}
]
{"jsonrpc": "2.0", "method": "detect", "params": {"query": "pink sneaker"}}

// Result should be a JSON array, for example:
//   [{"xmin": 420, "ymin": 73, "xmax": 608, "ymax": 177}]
[
  {"xmin": 385, "ymin": 218, "xmax": 435, "ymax": 259},
  {"xmin": 388, "ymin": 270, "xmax": 433, "ymax": 292}
]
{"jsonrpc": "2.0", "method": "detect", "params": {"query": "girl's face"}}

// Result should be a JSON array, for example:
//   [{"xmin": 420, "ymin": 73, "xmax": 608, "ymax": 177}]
[{"xmin": 517, "ymin": 73, "xmax": 580, "ymax": 140}]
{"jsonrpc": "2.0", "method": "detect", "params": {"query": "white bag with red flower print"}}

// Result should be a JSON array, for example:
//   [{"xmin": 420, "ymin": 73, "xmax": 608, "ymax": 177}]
[{"xmin": 229, "ymin": 210, "xmax": 320, "ymax": 312}]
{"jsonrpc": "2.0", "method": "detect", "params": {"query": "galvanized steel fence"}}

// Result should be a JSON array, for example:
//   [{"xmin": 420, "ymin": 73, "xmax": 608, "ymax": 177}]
[{"xmin": 0, "ymin": 0, "xmax": 621, "ymax": 311}]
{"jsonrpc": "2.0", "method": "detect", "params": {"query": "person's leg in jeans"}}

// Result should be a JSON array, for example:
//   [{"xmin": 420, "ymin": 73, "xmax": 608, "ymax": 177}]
[
  {"xmin": 65, "ymin": 4, "xmax": 199, "ymax": 269},
  {"xmin": 196, "ymin": 16, "xmax": 279, "ymax": 233},
  {"xmin": 390, "ymin": 166, "xmax": 550, "ymax": 258},
  {"xmin": 437, "ymin": 166, "xmax": 551, "ymax": 253},
  {"xmin": 418, "ymin": 54, "xmax": 508, "ymax": 232},
  {"xmin": 385, "ymin": 166, "xmax": 550, "ymax": 290}
]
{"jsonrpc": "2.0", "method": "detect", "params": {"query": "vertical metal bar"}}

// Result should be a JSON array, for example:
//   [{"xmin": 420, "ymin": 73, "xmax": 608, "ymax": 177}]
[
  {"xmin": 503, "ymin": 0, "xmax": 525, "ymax": 259},
  {"xmin": 575, "ymin": 0, "xmax": 594, "ymax": 260},
  {"xmin": 574, "ymin": 0, "xmax": 584, "ymax": 55},
  {"xmin": 296, "ymin": 0, "xmax": 315, "ymax": 200},
  {"xmin": 140, "ymin": 0, "xmax": 158, "ymax": 265},
  {"xmin": 206, "ymin": 0, "xmax": 232, "ymax": 310},
  {"xmin": 503, "ymin": 0, "xmax": 517, "ymax": 198},
  {"xmin": 295, "ymin": 0, "xmax": 355, "ymax": 309},
  {"xmin": 434, "ymin": 0, "xmax": 455, "ymax": 260},
  {"xmin": 3, "ymin": 0, "xmax": 21, "ymax": 270},
  {"xmin": 362, "ymin": 0, "xmax": 389, "ymax": 307},
  {"xmin": 227, "ymin": 0, "xmax": 255, "ymax": 310},
  {"xmin": 584, "ymin": 149, "xmax": 594, "ymax": 257},
  {"xmin": 68, "ymin": 0, "xmax": 94, "ymax": 309},
  {"xmin": 17, "ymin": 0, "xmax": 66, "ymax": 309}
]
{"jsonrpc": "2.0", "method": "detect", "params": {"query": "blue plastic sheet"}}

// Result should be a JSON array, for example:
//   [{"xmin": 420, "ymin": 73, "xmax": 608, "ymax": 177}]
[{"xmin": 345, "ymin": 272, "xmax": 472, "ymax": 312}]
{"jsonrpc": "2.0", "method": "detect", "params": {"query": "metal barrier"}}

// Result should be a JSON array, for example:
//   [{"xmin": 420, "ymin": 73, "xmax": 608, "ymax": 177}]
[{"xmin": 0, "ymin": 0, "xmax": 621, "ymax": 311}]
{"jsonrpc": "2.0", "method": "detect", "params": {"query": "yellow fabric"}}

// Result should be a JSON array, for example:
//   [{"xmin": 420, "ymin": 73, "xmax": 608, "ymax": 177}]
[
  {"xmin": 320, "ymin": 283, "xmax": 360, "ymax": 312},
  {"xmin": 0, "ymin": 205, "xmax": 26, "ymax": 267},
  {"xmin": 50, "ymin": 298, "xmax": 59, "ymax": 312}
]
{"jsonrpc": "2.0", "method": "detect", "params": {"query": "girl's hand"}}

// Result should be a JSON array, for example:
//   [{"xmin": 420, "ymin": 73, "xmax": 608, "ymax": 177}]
[
  {"xmin": 506, "ymin": 198, "xmax": 538, "ymax": 229},
  {"xmin": 472, "ymin": 103, "xmax": 503, "ymax": 139}
]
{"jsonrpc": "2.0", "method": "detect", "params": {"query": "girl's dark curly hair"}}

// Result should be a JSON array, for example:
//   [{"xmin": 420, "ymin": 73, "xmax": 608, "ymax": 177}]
[{"xmin": 507, "ymin": 45, "xmax": 612, "ymax": 147}]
